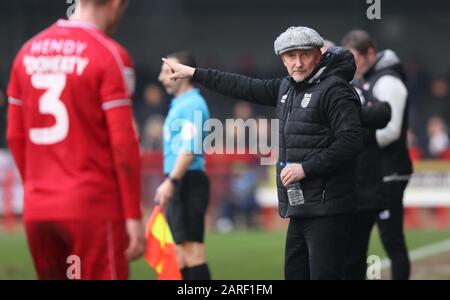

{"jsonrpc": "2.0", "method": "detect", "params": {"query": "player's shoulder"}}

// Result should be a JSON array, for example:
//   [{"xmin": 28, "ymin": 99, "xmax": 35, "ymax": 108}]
[
  {"xmin": 184, "ymin": 89, "xmax": 203, "ymax": 103},
  {"xmin": 375, "ymin": 74, "xmax": 405, "ymax": 87},
  {"xmin": 182, "ymin": 90, "xmax": 209, "ymax": 114},
  {"xmin": 108, "ymin": 39, "xmax": 130, "ymax": 59},
  {"xmin": 15, "ymin": 22, "xmax": 58, "ymax": 57},
  {"xmin": 10, "ymin": 23, "xmax": 57, "ymax": 73},
  {"xmin": 56, "ymin": 19, "xmax": 132, "ymax": 66},
  {"xmin": 92, "ymin": 31, "xmax": 130, "ymax": 58},
  {"xmin": 193, "ymin": 91, "xmax": 209, "ymax": 110},
  {"xmin": 373, "ymin": 75, "xmax": 408, "ymax": 98},
  {"xmin": 85, "ymin": 31, "xmax": 131, "ymax": 68}
]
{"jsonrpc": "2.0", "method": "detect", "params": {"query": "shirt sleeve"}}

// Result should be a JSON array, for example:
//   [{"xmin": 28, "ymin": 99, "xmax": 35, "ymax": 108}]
[
  {"xmin": 373, "ymin": 75, "xmax": 408, "ymax": 148},
  {"xmin": 100, "ymin": 46, "xmax": 141, "ymax": 219},
  {"xmin": 193, "ymin": 68, "xmax": 282, "ymax": 107},
  {"xmin": 7, "ymin": 52, "xmax": 24, "ymax": 102},
  {"xmin": 99, "ymin": 46, "xmax": 135, "ymax": 111},
  {"xmin": 6, "ymin": 52, "xmax": 26, "ymax": 179},
  {"xmin": 105, "ymin": 104, "xmax": 142, "ymax": 219}
]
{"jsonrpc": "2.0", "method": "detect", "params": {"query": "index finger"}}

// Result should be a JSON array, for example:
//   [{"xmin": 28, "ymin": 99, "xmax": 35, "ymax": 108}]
[{"xmin": 162, "ymin": 57, "xmax": 174, "ymax": 67}]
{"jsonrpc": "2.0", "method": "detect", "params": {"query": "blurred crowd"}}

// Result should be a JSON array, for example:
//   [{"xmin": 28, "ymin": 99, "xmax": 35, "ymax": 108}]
[
  {"xmin": 405, "ymin": 58, "xmax": 450, "ymax": 159},
  {"xmin": 125, "ymin": 54, "xmax": 450, "ymax": 160},
  {"xmin": 2, "ymin": 54, "xmax": 447, "ymax": 158}
]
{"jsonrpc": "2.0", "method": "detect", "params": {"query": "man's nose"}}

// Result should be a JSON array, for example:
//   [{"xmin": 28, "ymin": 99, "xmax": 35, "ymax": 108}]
[{"xmin": 294, "ymin": 55, "xmax": 303, "ymax": 68}]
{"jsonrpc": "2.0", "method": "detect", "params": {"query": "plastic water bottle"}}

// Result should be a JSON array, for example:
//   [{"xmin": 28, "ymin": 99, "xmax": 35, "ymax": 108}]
[{"xmin": 280, "ymin": 162, "xmax": 305, "ymax": 206}]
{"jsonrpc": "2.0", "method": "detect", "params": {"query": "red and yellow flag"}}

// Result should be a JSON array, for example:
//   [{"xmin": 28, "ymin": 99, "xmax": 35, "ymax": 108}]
[{"xmin": 145, "ymin": 205, "xmax": 182, "ymax": 280}]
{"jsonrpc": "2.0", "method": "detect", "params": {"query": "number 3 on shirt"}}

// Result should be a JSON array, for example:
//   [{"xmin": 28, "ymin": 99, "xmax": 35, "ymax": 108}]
[{"xmin": 30, "ymin": 74, "xmax": 69, "ymax": 145}]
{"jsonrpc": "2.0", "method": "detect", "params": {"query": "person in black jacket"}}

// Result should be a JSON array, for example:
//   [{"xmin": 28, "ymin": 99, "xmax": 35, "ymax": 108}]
[
  {"xmin": 342, "ymin": 30, "xmax": 413, "ymax": 280},
  {"xmin": 162, "ymin": 26, "xmax": 363, "ymax": 280},
  {"xmin": 344, "ymin": 77, "xmax": 392, "ymax": 279}
]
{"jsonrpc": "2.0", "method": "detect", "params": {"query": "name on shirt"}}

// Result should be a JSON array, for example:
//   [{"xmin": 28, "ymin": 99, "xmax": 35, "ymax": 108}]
[{"xmin": 23, "ymin": 38, "xmax": 89, "ymax": 76}]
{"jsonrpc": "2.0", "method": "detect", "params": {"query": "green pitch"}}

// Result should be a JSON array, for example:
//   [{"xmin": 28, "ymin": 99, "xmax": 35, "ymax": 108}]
[{"xmin": 0, "ymin": 228, "xmax": 449, "ymax": 280}]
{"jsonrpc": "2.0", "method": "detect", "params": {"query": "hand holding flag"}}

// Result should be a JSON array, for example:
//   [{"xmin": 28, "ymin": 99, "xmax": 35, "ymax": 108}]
[{"xmin": 145, "ymin": 205, "xmax": 182, "ymax": 280}]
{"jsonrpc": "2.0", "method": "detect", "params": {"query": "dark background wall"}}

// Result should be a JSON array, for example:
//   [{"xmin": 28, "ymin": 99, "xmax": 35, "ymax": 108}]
[
  {"xmin": 1, "ymin": 0, "xmax": 449, "ymax": 78},
  {"xmin": 0, "ymin": 0, "xmax": 449, "ymax": 152}
]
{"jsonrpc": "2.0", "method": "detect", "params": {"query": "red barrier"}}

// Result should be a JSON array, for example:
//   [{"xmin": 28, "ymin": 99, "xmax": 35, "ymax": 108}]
[
  {"xmin": 436, "ymin": 207, "xmax": 449, "ymax": 228},
  {"xmin": 440, "ymin": 148, "xmax": 450, "ymax": 160},
  {"xmin": 408, "ymin": 147, "xmax": 423, "ymax": 161},
  {"xmin": 405, "ymin": 147, "xmax": 450, "ymax": 229},
  {"xmin": 405, "ymin": 148, "xmax": 422, "ymax": 229},
  {"xmin": 140, "ymin": 149, "xmax": 450, "ymax": 230},
  {"xmin": 434, "ymin": 148, "xmax": 449, "ymax": 229}
]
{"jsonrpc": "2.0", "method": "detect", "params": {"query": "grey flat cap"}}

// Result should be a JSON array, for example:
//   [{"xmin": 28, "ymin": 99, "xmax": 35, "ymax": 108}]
[{"xmin": 274, "ymin": 26, "xmax": 324, "ymax": 55}]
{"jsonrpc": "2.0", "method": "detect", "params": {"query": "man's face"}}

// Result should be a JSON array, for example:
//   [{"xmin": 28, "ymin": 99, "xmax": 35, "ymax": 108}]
[
  {"xmin": 348, "ymin": 47, "xmax": 376, "ymax": 79},
  {"xmin": 158, "ymin": 57, "xmax": 183, "ymax": 96},
  {"xmin": 281, "ymin": 48, "xmax": 322, "ymax": 82}
]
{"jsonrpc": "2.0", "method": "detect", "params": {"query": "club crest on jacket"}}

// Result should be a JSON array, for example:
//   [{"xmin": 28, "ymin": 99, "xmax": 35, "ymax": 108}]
[{"xmin": 301, "ymin": 93, "xmax": 312, "ymax": 108}]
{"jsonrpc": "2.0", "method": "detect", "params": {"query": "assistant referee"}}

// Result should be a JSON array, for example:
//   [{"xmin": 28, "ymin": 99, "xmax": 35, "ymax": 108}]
[{"xmin": 155, "ymin": 51, "xmax": 211, "ymax": 280}]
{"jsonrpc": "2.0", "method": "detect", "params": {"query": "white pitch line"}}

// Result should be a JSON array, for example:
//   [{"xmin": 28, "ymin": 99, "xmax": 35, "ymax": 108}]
[{"xmin": 380, "ymin": 238, "xmax": 450, "ymax": 270}]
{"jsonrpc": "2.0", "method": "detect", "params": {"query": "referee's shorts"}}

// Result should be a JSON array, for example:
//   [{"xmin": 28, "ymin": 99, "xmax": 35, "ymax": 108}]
[{"xmin": 166, "ymin": 171, "xmax": 210, "ymax": 244}]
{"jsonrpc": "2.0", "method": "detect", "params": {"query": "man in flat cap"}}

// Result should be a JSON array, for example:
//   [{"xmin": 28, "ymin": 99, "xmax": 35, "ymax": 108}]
[{"xmin": 162, "ymin": 26, "xmax": 363, "ymax": 280}]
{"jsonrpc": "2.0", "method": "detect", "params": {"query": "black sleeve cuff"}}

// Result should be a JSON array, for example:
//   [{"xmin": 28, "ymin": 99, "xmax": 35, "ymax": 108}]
[
  {"xmin": 302, "ymin": 160, "xmax": 318, "ymax": 178},
  {"xmin": 193, "ymin": 68, "xmax": 208, "ymax": 83}
]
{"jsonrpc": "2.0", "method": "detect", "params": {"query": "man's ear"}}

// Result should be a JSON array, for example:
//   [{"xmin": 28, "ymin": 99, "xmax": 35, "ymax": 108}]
[
  {"xmin": 280, "ymin": 54, "xmax": 288, "ymax": 68},
  {"xmin": 314, "ymin": 48, "xmax": 322, "ymax": 63}
]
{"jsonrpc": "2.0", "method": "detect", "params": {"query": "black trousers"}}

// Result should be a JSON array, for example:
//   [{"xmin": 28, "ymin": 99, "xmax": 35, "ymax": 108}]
[
  {"xmin": 166, "ymin": 171, "xmax": 210, "ymax": 244},
  {"xmin": 377, "ymin": 180, "xmax": 410, "ymax": 280},
  {"xmin": 344, "ymin": 210, "xmax": 379, "ymax": 280},
  {"xmin": 284, "ymin": 214, "xmax": 351, "ymax": 280}
]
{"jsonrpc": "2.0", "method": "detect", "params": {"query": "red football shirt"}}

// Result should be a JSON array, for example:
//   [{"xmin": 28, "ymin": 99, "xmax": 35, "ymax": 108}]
[{"xmin": 7, "ymin": 19, "xmax": 139, "ymax": 221}]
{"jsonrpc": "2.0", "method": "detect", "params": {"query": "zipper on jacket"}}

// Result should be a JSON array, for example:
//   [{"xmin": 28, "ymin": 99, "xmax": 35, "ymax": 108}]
[
  {"xmin": 283, "ymin": 89, "xmax": 297, "ymax": 162},
  {"xmin": 321, "ymin": 190, "xmax": 326, "ymax": 203}
]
